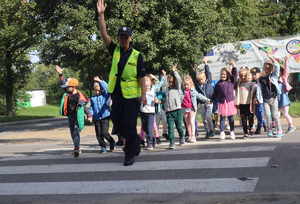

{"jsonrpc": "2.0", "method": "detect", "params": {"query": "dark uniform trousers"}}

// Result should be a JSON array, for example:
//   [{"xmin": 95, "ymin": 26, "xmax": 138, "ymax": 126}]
[{"xmin": 111, "ymin": 96, "xmax": 141, "ymax": 158}]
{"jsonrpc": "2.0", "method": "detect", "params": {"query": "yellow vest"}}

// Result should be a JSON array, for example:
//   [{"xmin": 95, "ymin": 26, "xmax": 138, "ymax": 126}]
[{"xmin": 108, "ymin": 46, "xmax": 141, "ymax": 99}]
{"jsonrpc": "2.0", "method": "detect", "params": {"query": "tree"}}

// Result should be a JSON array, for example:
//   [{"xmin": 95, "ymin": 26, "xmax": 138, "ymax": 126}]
[
  {"xmin": 24, "ymin": 64, "xmax": 81, "ymax": 104},
  {"xmin": 278, "ymin": 1, "xmax": 300, "ymax": 35},
  {"xmin": 0, "ymin": 0, "xmax": 43, "ymax": 116},
  {"xmin": 37, "ymin": 0, "xmax": 239, "ymax": 77},
  {"xmin": 37, "ymin": 0, "xmax": 297, "ymax": 83}
]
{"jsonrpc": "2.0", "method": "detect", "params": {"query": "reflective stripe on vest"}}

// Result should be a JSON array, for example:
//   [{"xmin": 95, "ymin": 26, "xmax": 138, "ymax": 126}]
[{"xmin": 108, "ymin": 46, "xmax": 141, "ymax": 99}]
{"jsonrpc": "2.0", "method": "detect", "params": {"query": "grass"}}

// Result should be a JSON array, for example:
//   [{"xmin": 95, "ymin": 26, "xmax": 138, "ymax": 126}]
[
  {"xmin": 1, "ymin": 101, "xmax": 300, "ymax": 123},
  {"xmin": 290, "ymin": 101, "xmax": 300, "ymax": 117},
  {"xmin": 0, "ymin": 105, "xmax": 60, "ymax": 123}
]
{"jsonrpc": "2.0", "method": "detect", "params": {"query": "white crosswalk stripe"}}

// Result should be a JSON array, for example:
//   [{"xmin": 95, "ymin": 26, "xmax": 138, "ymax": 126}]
[
  {"xmin": 0, "ymin": 157, "xmax": 270, "ymax": 174},
  {"xmin": 0, "ymin": 178, "xmax": 259, "ymax": 195},
  {"xmin": 0, "ymin": 145, "xmax": 275, "ymax": 195},
  {"xmin": 0, "ymin": 145, "xmax": 276, "ymax": 161}
]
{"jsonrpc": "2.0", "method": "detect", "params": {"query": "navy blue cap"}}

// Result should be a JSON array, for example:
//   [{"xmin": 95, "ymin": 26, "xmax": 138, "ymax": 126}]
[
  {"xmin": 118, "ymin": 26, "xmax": 133, "ymax": 36},
  {"xmin": 60, "ymin": 78, "xmax": 68, "ymax": 88}
]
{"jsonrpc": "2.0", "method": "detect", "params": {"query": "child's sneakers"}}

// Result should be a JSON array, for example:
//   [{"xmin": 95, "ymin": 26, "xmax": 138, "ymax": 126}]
[
  {"xmin": 179, "ymin": 138, "xmax": 185, "ymax": 146},
  {"xmin": 254, "ymin": 128, "xmax": 261, "ymax": 135},
  {"xmin": 275, "ymin": 131, "xmax": 284, "ymax": 138},
  {"xmin": 219, "ymin": 131, "xmax": 226, "ymax": 140},
  {"xmin": 146, "ymin": 144, "xmax": 154, "ymax": 151},
  {"xmin": 109, "ymin": 142, "xmax": 115, "ymax": 152},
  {"xmin": 146, "ymin": 146, "xmax": 154, "ymax": 151},
  {"xmin": 100, "ymin": 146, "xmax": 107, "ymax": 153},
  {"xmin": 230, "ymin": 131, "xmax": 236, "ymax": 140},
  {"xmin": 267, "ymin": 131, "xmax": 273, "ymax": 137},
  {"xmin": 286, "ymin": 126, "xmax": 296, "ymax": 135},
  {"xmin": 168, "ymin": 143, "xmax": 175, "ymax": 150},
  {"xmin": 187, "ymin": 137, "xmax": 196, "ymax": 143},
  {"xmin": 73, "ymin": 147, "xmax": 80, "ymax": 158},
  {"xmin": 163, "ymin": 133, "xmax": 169, "ymax": 140}
]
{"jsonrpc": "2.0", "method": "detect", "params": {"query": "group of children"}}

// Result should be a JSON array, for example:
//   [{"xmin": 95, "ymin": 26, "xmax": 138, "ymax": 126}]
[
  {"xmin": 56, "ymin": 53, "xmax": 296, "ymax": 156},
  {"xmin": 139, "ymin": 54, "xmax": 296, "ymax": 150}
]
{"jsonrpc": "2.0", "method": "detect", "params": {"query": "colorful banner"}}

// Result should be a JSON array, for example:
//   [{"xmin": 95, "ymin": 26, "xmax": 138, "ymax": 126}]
[{"xmin": 203, "ymin": 35, "xmax": 300, "ymax": 80}]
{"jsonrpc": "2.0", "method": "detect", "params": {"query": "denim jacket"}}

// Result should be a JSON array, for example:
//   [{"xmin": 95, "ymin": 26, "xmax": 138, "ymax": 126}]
[{"xmin": 189, "ymin": 88, "xmax": 210, "ymax": 111}]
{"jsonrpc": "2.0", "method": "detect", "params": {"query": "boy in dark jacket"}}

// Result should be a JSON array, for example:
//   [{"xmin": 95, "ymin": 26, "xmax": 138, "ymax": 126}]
[
  {"xmin": 88, "ymin": 76, "xmax": 115, "ymax": 153},
  {"xmin": 56, "ymin": 65, "xmax": 89, "ymax": 158}
]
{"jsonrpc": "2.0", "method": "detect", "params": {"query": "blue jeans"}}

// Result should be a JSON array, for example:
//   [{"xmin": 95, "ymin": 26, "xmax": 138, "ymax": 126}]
[
  {"xmin": 255, "ymin": 103, "xmax": 266, "ymax": 129},
  {"xmin": 68, "ymin": 117, "xmax": 80, "ymax": 148},
  {"xmin": 220, "ymin": 115, "xmax": 234, "ymax": 132},
  {"xmin": 141, "ymin": 112, "xmax": 155, "ymax": 146},
  {"xmin": 263, "ymin": 97, "xmax": 282, "ymax": 133}
]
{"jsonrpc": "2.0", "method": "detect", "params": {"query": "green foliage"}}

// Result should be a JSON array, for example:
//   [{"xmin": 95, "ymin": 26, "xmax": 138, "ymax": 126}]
[
  {"xmin": 290, "ymin": 101, "xmax": 300, "ymax": 117},
  {"xmin": 36, "ymin": 0, "xmax": 298, "ymax": 78},
  {"xmin": 0, "ymin": 0, "xmax": 44, "ymax": 115},
  {"xmin": 24, "ymin": 64, "xmax": 82, "ymax": 104},
  {"xmin": 1, "ymin": 0, "xmax": 299, "ymax": 115}
]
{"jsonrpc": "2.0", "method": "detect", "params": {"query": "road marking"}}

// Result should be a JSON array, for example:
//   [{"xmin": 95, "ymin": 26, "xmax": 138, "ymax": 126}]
[
  {"xmin": 149, "ymin": 145, "xmax": 276, "ymax": 155},
  {"xmin": 0, "ymin": 157, "xmax": 270, "ymax": 175},
  {"xmin": 0, "ymin": 145, "xmax": 276, "ymax": 161},
  {"xmin": 0, "ymin": 178, "xmax": 259, "ymax": 195}
]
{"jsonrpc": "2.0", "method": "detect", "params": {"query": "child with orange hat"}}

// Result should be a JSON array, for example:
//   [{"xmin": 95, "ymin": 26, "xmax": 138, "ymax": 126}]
[{"xmin": 56, "ymin": 65, "xmax": 89, "ymax": 157}]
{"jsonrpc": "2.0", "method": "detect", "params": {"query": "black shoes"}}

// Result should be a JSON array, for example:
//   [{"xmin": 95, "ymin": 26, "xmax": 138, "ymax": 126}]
[
  {"xmin": 123, "ymin": 156, "xmax": 135, "ymax": 166},
  {"xmin": 73, "ymin": 147, "xmax": 80, "ymax": 158},
  {"xmin": 116, "ymin": 140, "xmax": 124, "ymax": 146},
  {"xmin": 255, "ymin": 128, "xmax": 261, "ymax": 135},
  {"xmin": 162, "ymin": 133, "xmax": 169, "ymax": 140}
]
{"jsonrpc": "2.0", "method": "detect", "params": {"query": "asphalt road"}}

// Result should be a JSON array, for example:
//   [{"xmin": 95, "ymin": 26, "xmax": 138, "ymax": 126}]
[{"xmin": 1, "ymin": 119, "xmax": 300, "ymax": 203}]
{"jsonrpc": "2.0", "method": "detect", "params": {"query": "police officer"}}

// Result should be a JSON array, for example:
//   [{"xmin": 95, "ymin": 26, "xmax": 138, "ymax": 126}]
[{"xmin": 97, "ymin": 0, "xmax": 147, "ymax": 166}]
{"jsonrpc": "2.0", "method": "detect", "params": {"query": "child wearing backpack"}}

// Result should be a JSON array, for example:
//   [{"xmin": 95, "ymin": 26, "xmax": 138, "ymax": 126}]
[{"xmin": 56, "ymin": 65, "xmax": 89, "ymax": 157}]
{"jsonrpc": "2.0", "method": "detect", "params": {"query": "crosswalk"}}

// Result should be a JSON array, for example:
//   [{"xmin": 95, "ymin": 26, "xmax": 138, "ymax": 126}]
[{"xmin": 0, "ymin": 144, "xmax": 276, "ymax": 195}]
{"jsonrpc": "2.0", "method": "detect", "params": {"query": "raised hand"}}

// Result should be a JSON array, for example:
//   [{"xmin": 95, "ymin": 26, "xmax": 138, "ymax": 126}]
[
  {"xmin": 94, "ymin": 76, "xmax": 101, "ymax": 82},
  {"xmin": 171, "ymin": 64, "xmax": 178, "ymax": 72},
  {"xmin": 228, "ymin": 59, "xmax": 236, "ymax": 68},
  {"xmin": 266, "ymin": 53, "xmax": 276, "ymax": 62},
  {"xmin": 161, "ymin": 69, "xmax": 166, "ymax": 76},
  {"xmin": 284, "ymin": 54, "xmax": 291, "ymax": 62},
  {"xmin": 202, "ymin": 57, "xmax": 209, "ymax": 64},
  {"xmin": 97, "ymin": 0, "xmax": 106, "ymax": 14},
  {"xmin": 192, "ymin": 63, "xmax": 198, "ymax": 71},
  {"xmin": 55, "ymin": 65, "xmax": 63, "ymax": 74}
]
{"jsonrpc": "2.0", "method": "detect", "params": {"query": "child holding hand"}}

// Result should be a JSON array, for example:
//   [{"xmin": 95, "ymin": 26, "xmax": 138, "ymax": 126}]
[{"xmin": 88, "ymin": 76, "xmax": 115, "ymax": 153}]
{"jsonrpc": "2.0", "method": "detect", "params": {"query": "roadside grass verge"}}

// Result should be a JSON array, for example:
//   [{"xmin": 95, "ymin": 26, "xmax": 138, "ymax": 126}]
[{"xmin": 0, "ymin": 105, "xmax": 60, "ymax": 123}]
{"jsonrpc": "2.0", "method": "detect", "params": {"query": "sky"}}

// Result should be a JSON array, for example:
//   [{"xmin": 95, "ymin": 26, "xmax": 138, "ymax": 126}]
[{"xmin": 29, "ymin": 51, "xmax": 40, "ymax": 63}]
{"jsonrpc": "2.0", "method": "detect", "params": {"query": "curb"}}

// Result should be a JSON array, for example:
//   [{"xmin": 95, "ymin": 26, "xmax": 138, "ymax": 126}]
[{"xmin": 1, "ymin": 117, "xmax": 67, "ymax": 127}]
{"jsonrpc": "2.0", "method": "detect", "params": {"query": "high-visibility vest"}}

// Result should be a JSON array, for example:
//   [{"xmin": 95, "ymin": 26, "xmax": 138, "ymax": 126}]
[{"xmin": 108, "ymin": 46, "xmax": 141, "ymax": 99}]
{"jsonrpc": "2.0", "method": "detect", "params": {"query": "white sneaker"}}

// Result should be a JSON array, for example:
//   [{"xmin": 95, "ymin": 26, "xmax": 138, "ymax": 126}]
[
  {"xmin": 220, "ymin": 131, "xmax": 226, "ymax": 140},
  {"xmin": 230, "ymin": 131, "xmax": 236, "ymax": 140},
  {"xmin": 226, "ymin": 124, "xmax": 230, "ymax": 130},
  {"xmin": 146, "ymin": 146, "xmax": 154, "ymax": 151}
]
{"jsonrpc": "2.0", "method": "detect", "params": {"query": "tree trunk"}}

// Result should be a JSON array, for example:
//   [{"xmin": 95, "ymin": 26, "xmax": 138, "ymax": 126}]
[{"xmin": 4, "ymin": 53, "xmax": 16, "ymax": 116}]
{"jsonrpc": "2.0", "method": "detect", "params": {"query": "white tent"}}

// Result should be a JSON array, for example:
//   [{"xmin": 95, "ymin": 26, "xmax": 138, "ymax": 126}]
[
  {"xmin": 203, "ymin": 35, "xmax": 300, "ymax": 80},
  {"xmin": 26, "ymin": 90, "xmax": 46, "ymax": 107}
]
